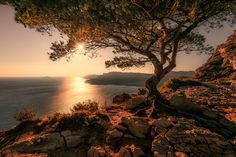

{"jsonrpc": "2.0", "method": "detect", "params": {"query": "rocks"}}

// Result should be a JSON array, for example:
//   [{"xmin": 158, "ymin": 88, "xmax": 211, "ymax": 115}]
[
  {"xmin": 119, "ymin": 147, "xmax": 131, "ymax": 157},
  {"xmin": 112, "ymin": 94, "xmax": 146, "ymax": 110},
  {"xmin": 121, "ymin": 117, "xmax": 150, "ymax": 138},
  {"xmin": 112, "ymin": 93, "xmax": 131, "ymax": 104},
  {"xmin": 131, "ymin": 146, "xmax": 145, "ymax": 157},
  {"xmin": 6, "ymin": 132, "xmax": 65, "ymax": 153},
  {"xmin": 152, "ymin": 117, "xmax": 172, "ymax": 135},
  {"xmin": 170, "ymin": 95, "xmax": 205, "ymax": 114},
  {"xmin": 196, "ymin": 30, "xmax": 236, "ymax": 81},
  {"xmin": 1, "ymin": 78, "xmax": 236, "ymax": 157},
  {"xmin": 87, "ymin": 146, "xmax": 100, "ymax": 157},
  {"xmin": 107, "ymin": 129, "xmax": 123, "ymax": 140},
  {"xmin": 125, "ymin": 95, "xmax": 146, "ymax": 109},
  {"xmin": 119, "ymin": 145, "xmax": 145, "ymax": 157},
  {"xmin": 152, "ymin": 135, "xmax": 172, "ymax": 156},
  {"xmin": 202, "ymin": 110, "xmax": 218, "ymax": 119}
]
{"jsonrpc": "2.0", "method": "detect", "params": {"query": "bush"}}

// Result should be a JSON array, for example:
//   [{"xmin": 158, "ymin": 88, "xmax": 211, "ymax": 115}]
[
  {"xmin": 71, "ymin": 100, "xmax": 99, "ymax": 113},
  {"xmin": 14, "ymin": 108, "xmax": 36, "ymax": 122},
  {"xmin": 57, "ymin": 113, "xmax": 87, "ymax": 131},
  {"xmin": 138, "ymin": 88, "xmax": 148, "ymax": 95},
  {"xmin": 159, "ymin": 78, "xmax": 202, "ymax": 94}
]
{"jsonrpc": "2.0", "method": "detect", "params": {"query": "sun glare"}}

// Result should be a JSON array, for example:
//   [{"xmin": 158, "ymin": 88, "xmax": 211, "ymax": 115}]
[{"xmin": 76, "ymin": 43, "xmax": 85, "ymax": 52}]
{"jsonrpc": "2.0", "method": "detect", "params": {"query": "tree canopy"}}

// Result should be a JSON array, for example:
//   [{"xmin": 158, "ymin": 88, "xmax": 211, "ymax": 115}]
[{"xmin": 1, "ymin": 0, "xmax": 235, "ymax": 82}]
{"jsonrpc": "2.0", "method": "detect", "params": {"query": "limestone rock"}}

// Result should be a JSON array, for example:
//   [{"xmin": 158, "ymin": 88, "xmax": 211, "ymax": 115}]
[
  {"xmin": 202, "ymin": 110, "xmax": 218, "ymax": 119},
  {"xmin": 112, "ymin": 93, "xmax": 131, "ymax": 104},
  {"xmin": 108, "ymin": 129, "xmax": 123, "ymax": 139},
  {"xmin": 152, "ymin": 135, "xmax": 172, "ymax": 155},
  {"xmin": 119, "ymin": 147, "xmax": 131, "ymax": 157},
  {"xmin": 87, "ymin": 146, "xmax": 100, "ymax": 157},
  {"xmin": 121, "ymin": 117, "xmax": 150, "ymax": 138},
  {"xmin": 125, "ymin": 95, "xmax": 146, "ymax": 109},
  {"xmin": 6, "ymin": 132, "xmax": 65, "ymax": 152},
  {"xmin": 196, "ymin": 30, "xmax": 236, "ymax": 81},
  {"xmin": 130, "ymin": 145, "xmax": 145, "ymax": 157}
]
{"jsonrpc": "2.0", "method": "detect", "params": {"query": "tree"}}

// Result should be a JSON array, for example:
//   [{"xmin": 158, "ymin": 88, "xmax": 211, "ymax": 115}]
[{"xmin": 1, "ymin": 0, "xmax": 235, "ymax": 99}]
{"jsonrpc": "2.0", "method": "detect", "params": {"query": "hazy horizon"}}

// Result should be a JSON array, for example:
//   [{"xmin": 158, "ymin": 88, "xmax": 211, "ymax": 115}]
[{"xmin": 1, "ymin": 5, "xmax": 235, "ymax": 77}]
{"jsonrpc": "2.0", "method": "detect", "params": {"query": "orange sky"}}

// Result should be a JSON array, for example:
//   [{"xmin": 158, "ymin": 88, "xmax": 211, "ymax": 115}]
[{"xmin": 0, "ymin": 5, "xmax": 235, "ymax": 77}]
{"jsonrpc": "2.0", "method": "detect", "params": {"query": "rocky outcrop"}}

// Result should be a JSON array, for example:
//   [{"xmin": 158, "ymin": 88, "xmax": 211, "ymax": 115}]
[
  {"xmin": 1, "ymin": 82, "xmax": 236, "ymax": 157},
  {"xmin": 196, "ymin": 30, "xmax": 236, "ymax": 81}
]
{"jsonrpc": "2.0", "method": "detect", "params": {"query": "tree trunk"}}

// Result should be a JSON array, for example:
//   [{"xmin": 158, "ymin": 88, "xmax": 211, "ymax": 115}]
[
  {"xmin": 144, "ymin": 71, "xmax": 236, "ymax": 139},
  {"xmin": 145, "ymin": 69, "xmax": 169, "ymax": 102}
]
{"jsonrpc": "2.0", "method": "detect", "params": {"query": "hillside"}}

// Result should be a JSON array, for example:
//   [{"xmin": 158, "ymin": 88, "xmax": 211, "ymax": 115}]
[
  {"xmin": 196, "ymin": 30, "xmax": 236, "ymax": 81},
  {"xmin": 85, "ymin": 71, "xmax": 195, "ymax": 86}
]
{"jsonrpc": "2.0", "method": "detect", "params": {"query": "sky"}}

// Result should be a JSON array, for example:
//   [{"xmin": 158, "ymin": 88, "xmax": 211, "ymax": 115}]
[{"xmin": 0, "ymin": 5, "xmax": 235, "ymax": 77}]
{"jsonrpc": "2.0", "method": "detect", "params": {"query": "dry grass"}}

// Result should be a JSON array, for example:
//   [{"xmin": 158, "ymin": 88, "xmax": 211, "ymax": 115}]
[{"xmin": 14, "ymin": 108, "xmax": 36, "ymax": 122}]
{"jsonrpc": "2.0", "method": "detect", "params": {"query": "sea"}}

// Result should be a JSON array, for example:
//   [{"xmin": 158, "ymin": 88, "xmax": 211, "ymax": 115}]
[{"xmin": 0, "ymin": 77, "xmax": 140, "ymax": 130}]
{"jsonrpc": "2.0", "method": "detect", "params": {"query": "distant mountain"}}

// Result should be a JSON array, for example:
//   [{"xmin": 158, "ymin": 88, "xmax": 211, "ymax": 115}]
[{"xmin": 84, "ymin": 71, "xmax": 195, "ymax": 87}]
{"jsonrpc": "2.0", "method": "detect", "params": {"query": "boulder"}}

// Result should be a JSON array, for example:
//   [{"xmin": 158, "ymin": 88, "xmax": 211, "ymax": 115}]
[
  {"xmin": 119, "ymin": 147, "xmax": 131, "ymax": 157},
  {"xmin": 108, "ymin": 129, "xmax": 123, "ymax": 139},
  {"xmin": 87, "ymin": 146, "xmax": 100, "ymax": 157},
  {"xmin": 125, "ymin": 96, "xmax": 146, "ymax": 109},
  {"xmin": 121, "ymin": 117, "xmax": 150, "ymax": 138},
  {"xmin": 152, "ymin": 135, "xmax": 172, "ymax": 156},
  {"xmin": 112, "ymin": 93, "xmax": 131, "ymax": 104},
  {"xmin": 130, "ymin": 145, "xmax": 145, "ymax": 157},
  {"xmin": 6, "ymin": 132, "xmax": 65, "ymax": 152},
  {"xmin": 152, "ymin": 117, "xmax": 172, "ymax": 135},
  {"xmin": 170, "ymin": 95, "xmax": 205, "ymax": 114}
]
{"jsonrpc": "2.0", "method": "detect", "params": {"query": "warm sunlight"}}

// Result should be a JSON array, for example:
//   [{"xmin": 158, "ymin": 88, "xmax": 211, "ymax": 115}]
[
  {"xmin": 0, "ymin": 1, "xmax": 235, "ymax": 156},
  {"xmin": 76, "ymin": 43, "xmax": 85, "ymax": 52},
  {"xmin": 72, "ymin": 77, "xmax": 88, "ymax": 92}
]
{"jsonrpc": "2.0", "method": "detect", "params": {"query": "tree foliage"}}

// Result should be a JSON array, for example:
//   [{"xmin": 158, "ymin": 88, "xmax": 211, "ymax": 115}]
[{"xmin": 1, "ymin": 0, "xmax": 235, "ymax": 80}]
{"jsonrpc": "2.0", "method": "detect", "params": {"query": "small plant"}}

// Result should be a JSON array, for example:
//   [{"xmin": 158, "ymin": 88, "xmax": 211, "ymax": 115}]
[
  {"xmin": 14, "ymin": 108, "xmax": 36, "ymax": 122},
  {"xmin": 57, "ymin": 112, "xmax": 89, "ymax": 131},
  {"xmin": 138, "ymin": 88, "xmax": 148, "ymax": 95},
  {"xmin": 71, "ymin": 100, "xmax": 99, "ymax": 113}
]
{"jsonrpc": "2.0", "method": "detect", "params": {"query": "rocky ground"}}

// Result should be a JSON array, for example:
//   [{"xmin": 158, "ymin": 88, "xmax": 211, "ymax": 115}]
[{"xmin": 0, "ymin": 79, "xmax": 236, "ymax": 157}]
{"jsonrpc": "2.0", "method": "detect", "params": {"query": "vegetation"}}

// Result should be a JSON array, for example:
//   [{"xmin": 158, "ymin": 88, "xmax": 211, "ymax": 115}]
[
  {"xmin": 14, "ymin": 108, "xmax": 36, "ymax": 122},
  {"xmin": 57, "ymin": 112, "xmax": 88, "ymax": 131},
  {"xmin": 71, "ymin": 100, "xmax": 99, "ymax": 113},
  {"xmin": 1, "ymin": 0, "xmax": 235, "ymax": 99},
  {"xmin": 138, "ymin": 88, "xmax": 148, "ymax": 96}
]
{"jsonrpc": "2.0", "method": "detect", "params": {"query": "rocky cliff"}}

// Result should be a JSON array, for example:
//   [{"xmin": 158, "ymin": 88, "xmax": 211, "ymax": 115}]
[{"xmin": 196, "ymin": 31, "xmax": 236, "ymax": 81}]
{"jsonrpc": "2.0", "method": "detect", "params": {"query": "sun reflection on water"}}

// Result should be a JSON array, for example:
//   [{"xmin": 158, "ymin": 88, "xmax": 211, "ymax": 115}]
[
  {"xmin": 71, "ymin": 77, "xmax": 89, "ymax": 93},
  {"xmin": 49, "ymin": 77, "xmax": 98, "ymax": 113},
  {"xmin": 49, "ymin": 77, "xmax": 140, "ymax": 114}
]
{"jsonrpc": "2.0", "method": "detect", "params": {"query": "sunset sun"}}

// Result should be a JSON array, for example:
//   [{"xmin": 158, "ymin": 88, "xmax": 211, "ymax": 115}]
[{"xmin": 76, "ymin": 43, "xmax": 85, "ymax": 52}]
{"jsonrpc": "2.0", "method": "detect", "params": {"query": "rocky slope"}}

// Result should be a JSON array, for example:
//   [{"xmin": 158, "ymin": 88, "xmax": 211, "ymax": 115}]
[
  {"xmin": 196, "ymin": 30, "xmax": 236, "ymax": 81},
  {"xmin": 0, "ymin": 79, "xmax": 236, "ymax": 157}
]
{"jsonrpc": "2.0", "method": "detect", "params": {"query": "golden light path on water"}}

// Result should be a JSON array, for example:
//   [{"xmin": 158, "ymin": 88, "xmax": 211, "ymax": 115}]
[{"xmin": 49, "ymin": 77, "xmax": 101, "ymax": 114}]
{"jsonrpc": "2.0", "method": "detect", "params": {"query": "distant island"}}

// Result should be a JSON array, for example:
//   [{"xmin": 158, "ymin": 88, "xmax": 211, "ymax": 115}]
[{"xmin": 84, "ymin": 71, "xmax": 195, "ymax": 86}]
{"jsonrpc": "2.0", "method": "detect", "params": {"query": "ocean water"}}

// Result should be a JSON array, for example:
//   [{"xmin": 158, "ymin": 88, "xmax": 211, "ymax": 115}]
[{"xmin": 0, "ymin": 77, "xmax": 140, "ymax": 130}]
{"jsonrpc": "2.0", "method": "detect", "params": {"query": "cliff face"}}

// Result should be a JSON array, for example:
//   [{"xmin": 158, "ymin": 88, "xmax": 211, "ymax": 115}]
[{"xmin": 196, "ymin": 31, "xmax": 236, "ymax": 81}]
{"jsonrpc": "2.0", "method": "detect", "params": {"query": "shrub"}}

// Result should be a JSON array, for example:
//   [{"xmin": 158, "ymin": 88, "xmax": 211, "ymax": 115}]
[
  {"xmin": 159, "ymin": 78, "xmax": 202, "ymax": 94},
  {"xmin": 138, "ymin": 88, "xmax": 148, "ymax": 95},
  {"xmin": 57, "ymin": 111, "xmax": 90, "ymax": 131},
  {"xmin": 14, "ymin": 108, "xmax": 36, "ymax": 122},
  {"xmin": 71, "ymin": 100, "xmax": 99, "ymax": 113}
]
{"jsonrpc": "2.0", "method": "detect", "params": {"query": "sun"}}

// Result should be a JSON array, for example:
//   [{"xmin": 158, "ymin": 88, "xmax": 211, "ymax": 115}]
[{"xmin": 76, "ymin": 43, "xmax": 85, "ymax": 52}]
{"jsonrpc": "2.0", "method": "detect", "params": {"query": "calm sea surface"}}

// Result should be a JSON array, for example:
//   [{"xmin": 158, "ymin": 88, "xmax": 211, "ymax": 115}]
[{"xmin": 0, "ymin": 77, "xmax": 140, "ymax": 130}]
